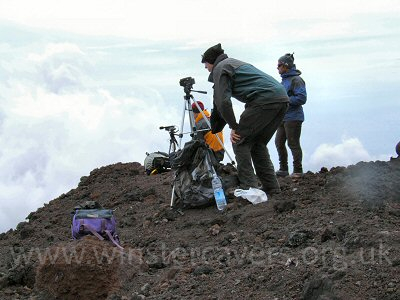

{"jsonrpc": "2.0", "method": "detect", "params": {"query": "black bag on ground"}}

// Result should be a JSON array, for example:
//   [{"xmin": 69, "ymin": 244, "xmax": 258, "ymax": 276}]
[{"xmin": 171, "ymin": 140, "xmax": 220, "ymax": 209}]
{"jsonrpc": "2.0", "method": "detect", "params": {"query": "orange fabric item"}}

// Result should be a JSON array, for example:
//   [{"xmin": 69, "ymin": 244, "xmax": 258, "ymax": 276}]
[{"xmin": 195, "ymin": 110, "xmax": 224, "ymax": 152}]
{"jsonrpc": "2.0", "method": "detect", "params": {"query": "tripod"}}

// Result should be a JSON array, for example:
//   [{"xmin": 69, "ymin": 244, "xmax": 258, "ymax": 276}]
[
  {"xmin": 179, "ymin": 89, "xmax": 204, "ymax": 146},
  {"xmin": 179, "ymin": 88, "xmax": 235, "ymax": 164},
  {"xmin": 169, "ymin": 78, "xmax": 235, "ymax": 207},
  {"xmin": 159, "ymin": 125, "xmax": 179, "ymax": 155}
]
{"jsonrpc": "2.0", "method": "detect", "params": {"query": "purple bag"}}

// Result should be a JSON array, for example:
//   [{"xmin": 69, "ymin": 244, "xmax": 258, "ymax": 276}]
[{"xmin": 71, "ymin": 209, "xmax": 123, "ymax": 250}]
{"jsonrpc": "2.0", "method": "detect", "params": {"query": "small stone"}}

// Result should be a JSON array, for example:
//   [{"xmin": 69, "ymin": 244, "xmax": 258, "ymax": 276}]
[
  {"xmin": 209, "ymin": 224, "xmax": 221, "ymax": 236},
  {"xmin": 140, "ymin": 283, "xmax": 151, "ymax": 295},
  {"xmin": 159, "ymin": 282, "xmax": 169, "ymax": 289},
  {"xmin": 192, "ymin": 265, "xmax": 214, "ymax": 276},
  {"xmin": 130, "ymin": 293, "xmax": 146, "ymax": 300}
]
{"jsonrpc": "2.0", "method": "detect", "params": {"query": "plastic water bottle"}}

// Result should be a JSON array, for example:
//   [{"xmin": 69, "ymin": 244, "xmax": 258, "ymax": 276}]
[{"xmin": 211, "ymin": 174, "xmax": 227, "ymax": 211}]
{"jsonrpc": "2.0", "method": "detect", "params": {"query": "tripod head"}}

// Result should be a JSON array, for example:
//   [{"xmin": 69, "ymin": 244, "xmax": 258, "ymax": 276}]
[
  {"xmin": 159, "ymin": 125, "xmax": 180, "ymax": 138},
  {"xmin": 179, "ymin": 77, "xmax": 207, "ymax": 99},
  {"xmin": 159, "ymin": 125, "xmax": 177, "ymax": 133}
]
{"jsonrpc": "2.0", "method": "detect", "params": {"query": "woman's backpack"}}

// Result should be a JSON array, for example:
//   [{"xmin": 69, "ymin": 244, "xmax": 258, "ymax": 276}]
[{"xmin": 71, "ymin": 201, "xmax": 123, "ymax": 250}]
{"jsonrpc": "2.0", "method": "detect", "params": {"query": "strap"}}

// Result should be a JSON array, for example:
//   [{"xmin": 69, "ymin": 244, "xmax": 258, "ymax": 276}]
[
  {"xmin": 82, "ymin": 223, "xmax": 105, "ymax": 241},
  {"xmin": 105, "ymin": 230, "xmax": 124, "ymax": 250}
]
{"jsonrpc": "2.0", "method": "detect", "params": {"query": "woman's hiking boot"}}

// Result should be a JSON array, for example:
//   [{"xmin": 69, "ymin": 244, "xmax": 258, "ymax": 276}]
[{"xmin": 276, "ymin": 169, "xmax": 289, "ymax": 177}]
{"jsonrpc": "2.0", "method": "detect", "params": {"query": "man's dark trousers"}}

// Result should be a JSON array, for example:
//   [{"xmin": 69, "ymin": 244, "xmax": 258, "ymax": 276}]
[{"xmin": 233, "ymin": 102, "xmax": 288, "ymax": 192}]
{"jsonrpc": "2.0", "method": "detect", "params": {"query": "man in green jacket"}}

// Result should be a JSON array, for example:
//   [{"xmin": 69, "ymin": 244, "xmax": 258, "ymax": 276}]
[{"xmin": 201, "ymin": 43, "xmax": 289, "ymax": 196}]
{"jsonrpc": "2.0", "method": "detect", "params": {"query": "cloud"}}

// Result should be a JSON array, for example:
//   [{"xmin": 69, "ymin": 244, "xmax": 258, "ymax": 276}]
[
  {"xmin": 0, "ymin": 174, "xmax": 51, "ymax": 234},
  {"xmin": 28, "ymin": 43, "xmax": 89, "ymax": 94},
  {"xmin": 0, "ymin": 42, "xmax": 181, "ymax": 233},
  {"xmin": 308, "ymin": 137, "xmax": 390, "ymax": 171}
]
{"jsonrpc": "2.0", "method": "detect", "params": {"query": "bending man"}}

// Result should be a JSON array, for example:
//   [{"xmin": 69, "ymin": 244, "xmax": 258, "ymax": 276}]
[{"xmin": 201, "ymin": 43, "xmax": 289, "ymax": 196}]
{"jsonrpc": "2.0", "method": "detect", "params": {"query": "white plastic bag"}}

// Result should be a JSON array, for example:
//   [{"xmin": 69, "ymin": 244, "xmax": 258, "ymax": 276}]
[{"xmin": 234, "ymin": 187, "xmax": 268, "ymax": 204}]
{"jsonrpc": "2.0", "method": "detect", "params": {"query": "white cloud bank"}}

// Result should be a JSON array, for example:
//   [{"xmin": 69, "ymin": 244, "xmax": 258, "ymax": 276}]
[
  {"xmin": 28, "ymin": 43, "xmax": 88, "ymax": 94},
  {"xmin": 0, "ymin": 42, "xmax": 180, "ymax": 233},
  {"xmin": 308, "ymin": 137, "xmax": 391, "ymax": 171}
]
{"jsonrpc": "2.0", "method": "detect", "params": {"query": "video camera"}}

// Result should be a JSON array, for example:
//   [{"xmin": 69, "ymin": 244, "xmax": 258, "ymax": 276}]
[
  {"xmin": 159, "ymin": 125, "xmax": 177, "ymax": 133},
  {"xmin": 179, "ymin": 77, "xmax": 195, "ymax": 96},
  {"xmin": 179, "ymin": 77, "xmax": 195, "ymax": 89}
]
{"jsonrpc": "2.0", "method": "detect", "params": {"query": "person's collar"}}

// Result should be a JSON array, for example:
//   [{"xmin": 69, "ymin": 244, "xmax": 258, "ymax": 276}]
[
  {"xmin": 208, "ymin": 54, "xmax": 228, "ymax": 83},
  {"xmin": 213, "ymin": 53, "xmax": 228, "ymax": 67},
  {"xmin": 281, "ymin": 65, "xmax": 300, "ymax": 78}
]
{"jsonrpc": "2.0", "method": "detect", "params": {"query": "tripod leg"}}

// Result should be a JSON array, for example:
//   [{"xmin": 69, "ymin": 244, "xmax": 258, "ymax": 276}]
[
  {"xmin": 170, "ymin": 185, "xmax": 175, "ymax": 207},
  {"xmin": 179, "ymin": 100, "xmax": 187, "ymax": 149},
  {"xmin": 173, "ymin": 138, "xmax": 179, "ymax": 152},
  {"xmin": 187, "ymin": 96, "xmax": 197, "ymax": 139}
]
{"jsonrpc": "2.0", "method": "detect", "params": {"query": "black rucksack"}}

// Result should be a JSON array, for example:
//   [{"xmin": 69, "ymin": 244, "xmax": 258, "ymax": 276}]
[{"xmin": 171, "ymin": 140, "xmax": 219, "ymax": 209}]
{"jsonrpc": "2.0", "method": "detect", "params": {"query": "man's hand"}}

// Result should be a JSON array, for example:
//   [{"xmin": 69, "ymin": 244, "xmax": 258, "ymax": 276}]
[{"xmin": 230, "ymin": 129, "xmax": 241, "ymax": 144}]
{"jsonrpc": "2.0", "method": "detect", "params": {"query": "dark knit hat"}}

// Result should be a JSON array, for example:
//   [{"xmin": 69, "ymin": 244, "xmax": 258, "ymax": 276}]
[
  {"xmin": 192, "ymin": 101, "xmax": 204, "ymax": 113},
  {"xmin": 278, "ymin": 53, "xmax": 295, "ymax": 68},
  {"xmin": 201, "ymin": 43, "xmax": 224, "ymax": 64}
]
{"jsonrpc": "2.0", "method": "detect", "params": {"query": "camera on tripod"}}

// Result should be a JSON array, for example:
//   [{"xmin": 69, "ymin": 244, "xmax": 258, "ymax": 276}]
[
  {"xmin": 159, "ymin": 125, "xmax": 179, "ymax": 154},
  {"xmin": 179, "ymin": 77, "xmax": 195, "ymax": 89},
  {"xmin": 179, "ymin": 77, "xmax": 196, "ymax": 95},
  {"xmin": 159, "ymin": 125, "xmax": 177, "ymax": 133}
]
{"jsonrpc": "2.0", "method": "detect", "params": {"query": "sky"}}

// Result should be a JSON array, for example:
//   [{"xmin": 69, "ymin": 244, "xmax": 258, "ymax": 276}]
[{"xmin": 0, "ymin": 0, "xmax": 399, "ymax": 233}]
